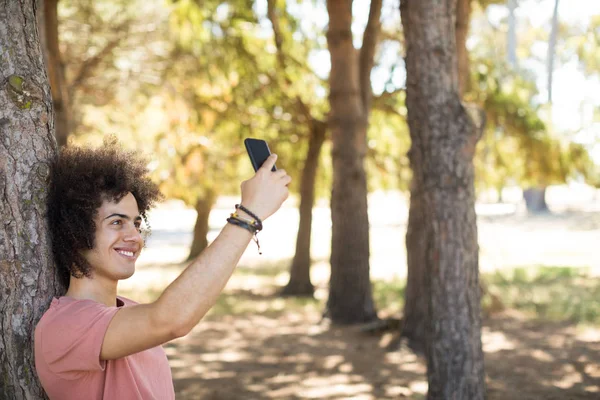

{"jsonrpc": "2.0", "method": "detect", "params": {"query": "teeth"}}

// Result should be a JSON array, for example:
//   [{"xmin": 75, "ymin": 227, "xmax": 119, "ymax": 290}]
[{"xmin": 116, "ymin": 250, "xmax": 134, "ymax": 257}]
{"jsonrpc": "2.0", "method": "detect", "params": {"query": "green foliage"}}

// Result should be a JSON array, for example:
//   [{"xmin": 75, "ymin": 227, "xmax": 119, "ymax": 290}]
[
  {"xmin": 367, "ymin": 103, "xmax": 411, "ymax": 191},
  {"xmin": 59, "ymin": 0, "xmax": 167, "ymax": 139},
  {"xmin": 156, "ymin": 0, "xmax": 337, "ymax": 206},
  {"xmin": 560, "ymin": 15, "xmax": 600, "ymax": 76},
  {"xmin": 467, "ymin": 13, "xmax": 596, "ymax": 192}
]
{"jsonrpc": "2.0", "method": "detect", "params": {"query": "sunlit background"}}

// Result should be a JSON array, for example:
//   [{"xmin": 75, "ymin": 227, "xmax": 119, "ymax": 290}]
[{"xmin": 44, "ymin": 0, "xmax": 600, "ymax": 398}]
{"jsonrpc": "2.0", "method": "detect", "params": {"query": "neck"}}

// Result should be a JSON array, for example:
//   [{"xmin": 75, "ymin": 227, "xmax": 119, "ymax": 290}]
[{"xmin": 65, "ymin": 275, "xmax": 119, "ymax": 307}]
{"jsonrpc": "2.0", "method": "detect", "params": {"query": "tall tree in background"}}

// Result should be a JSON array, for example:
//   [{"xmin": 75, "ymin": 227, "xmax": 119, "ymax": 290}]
[
  {"xmin": 507, "ymin": 0, "xmax": 518, "ymax": 68},
  {"xmin": 456, "ymin": 0, "xmax": 472, "ymax": 96},
  {"xmin": 325, "ymin": 0, "xmax": 382, "ymax": 323},
  {"xmin": 267, "ymin": 0, "xmax": 328, "ymax": 297},
  {"xmin": 0, "ymin": 1, "xmax": 62, "ymax": 398},
  {"xmin": 400, "ymin": 0, "xmax": 485, "ymax": 397},
  {"xmin": 37, "ymin": 0, "xmax": 154, "ymax": 147},
  {"xmin": 547, "ymin": 0, "xmax": 560, "ymax": 103},
  {"xmin": 41, "ymin": 0, "xmax": 71, "ymax": 146}
]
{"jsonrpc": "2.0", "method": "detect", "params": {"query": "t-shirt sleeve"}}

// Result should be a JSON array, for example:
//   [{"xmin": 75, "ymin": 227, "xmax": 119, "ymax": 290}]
[{"xmin": 39, "ymin": 300, "xmax": 121, "ymax": 375}]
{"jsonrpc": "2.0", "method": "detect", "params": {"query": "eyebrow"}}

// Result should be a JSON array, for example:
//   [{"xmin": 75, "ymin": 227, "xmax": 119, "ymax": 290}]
[{"xmin": 104, "ymin": 213, "xmax": 142, "ymax": 222}]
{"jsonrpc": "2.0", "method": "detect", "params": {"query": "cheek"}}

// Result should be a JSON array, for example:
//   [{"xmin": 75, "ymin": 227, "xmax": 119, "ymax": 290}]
[{"xmin": 96, "ymin": 229, "xmax": 121, "ymax": 251}]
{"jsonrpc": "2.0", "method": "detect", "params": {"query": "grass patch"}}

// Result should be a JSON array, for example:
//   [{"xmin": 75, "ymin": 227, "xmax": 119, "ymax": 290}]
[
  {"xmin": 235, "ymin": 261, "xmax": 289, "ymax": 278},
  {"xmin": 484, "ymin": 265, "xmax": 600, "ymax": 324},
  {"xmin": 121, "ymin": 262, "xmax": 600, "ymax": 326},
  {"xmin": 372, "ymin": 279, "xmax": 406, "ymax": 316},
  {"xmin": 207, "ymin": 290, "xmax": 322, "ymax": 318}
]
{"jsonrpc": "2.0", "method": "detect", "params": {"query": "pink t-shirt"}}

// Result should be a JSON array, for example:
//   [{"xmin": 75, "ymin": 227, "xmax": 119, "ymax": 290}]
[{"xmin": 34, "ymin": 296, "xmax": 175, "ymax": 400}]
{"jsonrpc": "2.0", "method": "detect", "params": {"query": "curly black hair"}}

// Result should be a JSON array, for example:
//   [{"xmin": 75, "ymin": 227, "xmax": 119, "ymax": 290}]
[{"xmin": 47, "ymin": 137, "xmax": 163, "ymax": 289}]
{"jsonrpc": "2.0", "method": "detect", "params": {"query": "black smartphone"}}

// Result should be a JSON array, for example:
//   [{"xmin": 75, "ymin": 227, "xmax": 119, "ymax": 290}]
[{"xmin": 244, "ymin": 138, "xmax": 277, "ymax": 172}]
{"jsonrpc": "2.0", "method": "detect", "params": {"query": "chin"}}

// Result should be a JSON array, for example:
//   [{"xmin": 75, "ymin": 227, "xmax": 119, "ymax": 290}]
[{"xmin": 118, "ymin": 268, "xmax": 136, "ymax": 280}]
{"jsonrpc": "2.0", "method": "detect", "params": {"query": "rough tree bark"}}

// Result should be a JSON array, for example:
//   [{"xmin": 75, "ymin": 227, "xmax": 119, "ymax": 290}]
[
  {"xmin": 281, "ymin": 120, "xmax": 326, "ymax": 296},
  {"xmin": 401, "ymin": 0, "xmax": 473, "ymax": 353},
  {"xmin": 186, "ymin": 190, "xmax": 216, "ymax": 261},
  {"xmin": 0, "ymin": 1, "xmax": 62, "ymax": 399},
  {"xmin": 400, "ymin": 0, "xmax": 486, "ymax": 398},
  {"xmin": 325, "ymin": 0, "xmax": 382, "ymax": 324}
]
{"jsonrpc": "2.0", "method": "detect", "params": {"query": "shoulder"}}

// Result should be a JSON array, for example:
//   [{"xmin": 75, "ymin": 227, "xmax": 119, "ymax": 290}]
[
  {"xmin": 37, "ymin": 297, "xmax": 110, "ymax": 325},
  {"xmin": 35, "ymin": 297, "xmax": 121, "ymax": 374},
  {"xmin": 35, "ymin": 297, "xmax": 120, "ymax": 343}
]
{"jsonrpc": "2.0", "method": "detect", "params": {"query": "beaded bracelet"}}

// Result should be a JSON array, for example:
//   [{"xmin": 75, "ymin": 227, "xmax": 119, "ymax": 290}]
[
  {"xmin": 227, "ymin": 212, "xmax": 262, "ymax": 255},
  {"xmin": 235, "ymin": 204, "xmax": 263, "ymax": 226},
  {"xmin": 230, "ymin": 212, "xmax": 262, "ymax": 231}
]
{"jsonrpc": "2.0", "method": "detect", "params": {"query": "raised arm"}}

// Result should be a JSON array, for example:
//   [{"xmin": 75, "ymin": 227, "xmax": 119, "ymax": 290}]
[{"xmin": 100, "ymin": 155, "xmax": 290, "ymax": 360}]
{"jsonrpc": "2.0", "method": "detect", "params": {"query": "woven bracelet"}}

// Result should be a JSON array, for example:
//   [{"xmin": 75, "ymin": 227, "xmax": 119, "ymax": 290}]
[{"xmin": 226, "ymin": 216, "xmax": 262, "ymax": 255}]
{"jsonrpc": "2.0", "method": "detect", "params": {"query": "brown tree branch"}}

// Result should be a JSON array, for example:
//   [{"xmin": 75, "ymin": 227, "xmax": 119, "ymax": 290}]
[
  {"xmin": 68, "ymin": 18, "xmax": 132, "ymax": 102},
  {"xmin": 371, "ymin": 88, "xmax": 405, "ymax": 117},
  {"xmin": 266, "ymin": 0, "xmax": 322, "ymax": 126},
  {"xmin": 359, "ymin": 0, "xmax": 383, "ymax": 114}
]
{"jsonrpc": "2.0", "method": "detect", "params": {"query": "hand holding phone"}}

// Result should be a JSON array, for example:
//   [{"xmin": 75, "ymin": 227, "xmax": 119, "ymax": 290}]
[
  {"xmin": 244, "ymin": 138, "xmax": 277, "ymax": 172},
  {"xmin": 239, "ymin": 138, "xmax": 289, "ymax": 221}
]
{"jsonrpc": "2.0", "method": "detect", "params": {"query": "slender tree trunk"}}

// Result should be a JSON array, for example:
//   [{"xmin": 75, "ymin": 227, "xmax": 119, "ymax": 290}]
[
  {"xmin": 0, "ymin": 1, "xmax": 61, "ymax": 399},
  {"xmin": 325, "ymin": 0, "xmax": 380, "ymax": 324},
  {"xmin": 187, "ymin": 190, "xmax": 216, "ymax": 261},
  {"xmin": 282, "ymin": 120, "xmax": 326, "ymax": 297},
  {"xmin": 402, "ymin": 0, "xmax": 474, "ymax": 353},
  {"xmin": 507, "ymin": 0, "xmax": 518, "ymax": 68},
  {"xmin": 547, "ymin": 0, "xmax": 559, "ymax": 103},
  {"xmin": 400, "ymin": 0, "xmax": 485, "ymax": 398},
  {"xmin": 497, "ymin": 186, "xmax": 504, "ymax": 203},
  {"xmin": 456, "ymin": 0, "xmax": 471, "ymax": 97},
  {"xmin": 42, "ymin": 0, "xmax": 70, "ymax": 146}
]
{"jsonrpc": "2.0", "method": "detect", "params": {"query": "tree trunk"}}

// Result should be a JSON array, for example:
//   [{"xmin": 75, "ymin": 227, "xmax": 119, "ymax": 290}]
[
  {"xmin": 325, "ymin": 0, "xmax": 379, "ymax": 324},
  {"xmin": 0, "ymin": 1, "xmax": 62, "ymax": 399},
  {"xmin": 400, "ymin": 0, "xmax": 486, "ymax": 398},
  {"xmin": 402, "ymin": 0, "xmax": 474, "ymax": 354},
  {"xmin": 41, "ymin": 0, "xmax": 70, "ymax": 146},
  {"xmin": 401, "ymin": 188, "xmax": 428, "ymax": 354},
  {"xmin": 547, "ymin": 0, "xmax": 560, "ymax": 103},
  {"xmin": 507, "ymin": 0, "xmax": 518, "ymax": 68},
  {"xmin": 187, "ymin": 190, "xmax": 216, "ymax": 261},
  {"xmin": 456, "ymin": 0, "xmax": 472, "ymax": 97},
  {"xmin": 281, "ymin": 120, "xmax": 326, "ymax": 297},
  {"xmin": 523, "ymin": 187, "xmax": 549, "ymax": 213}
]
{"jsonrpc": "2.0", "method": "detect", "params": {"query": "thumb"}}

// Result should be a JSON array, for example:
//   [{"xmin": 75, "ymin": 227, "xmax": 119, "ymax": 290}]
[{"xmin": 259, "ymin": 154, "xmax": 277, "ymax": 172}]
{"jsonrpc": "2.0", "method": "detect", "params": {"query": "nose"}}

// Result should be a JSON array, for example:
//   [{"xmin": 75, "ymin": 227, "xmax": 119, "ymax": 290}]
[{"xmin": 123, "ymin": 223, "xmax": 143, "ymax": 243}]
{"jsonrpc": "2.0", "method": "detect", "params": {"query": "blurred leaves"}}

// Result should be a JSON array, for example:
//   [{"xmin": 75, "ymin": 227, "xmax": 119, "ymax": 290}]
[{"xmin": 56, "ymin": 0, "xmax": 598, "ymax": 203}]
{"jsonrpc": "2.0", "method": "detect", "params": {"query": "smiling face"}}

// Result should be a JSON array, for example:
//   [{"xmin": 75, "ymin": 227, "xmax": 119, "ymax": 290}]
[{"xmin": 80, "ymin": 192, "xmax": 143, "ymax": 282}]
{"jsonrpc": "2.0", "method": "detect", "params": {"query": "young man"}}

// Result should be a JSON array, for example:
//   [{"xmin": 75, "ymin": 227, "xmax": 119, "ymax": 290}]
[{"xmin": 34, "ymin": 141, "xmax": 290, "ymax": 399}]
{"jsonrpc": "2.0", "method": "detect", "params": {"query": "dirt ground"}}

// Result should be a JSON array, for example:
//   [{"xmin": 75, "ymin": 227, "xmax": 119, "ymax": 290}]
[
  {"xmin": 119, "ymin": 189, "xmax": 600, "ymax": 399},
  {"xmin": 159, "ymin": 292, "xmax": 600, "ymax": 400}
]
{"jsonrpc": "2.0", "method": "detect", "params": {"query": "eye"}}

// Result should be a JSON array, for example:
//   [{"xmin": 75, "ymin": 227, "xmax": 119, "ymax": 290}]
[{"xmin": 111, "ymin": 219, "xmax": 123, "ymax": 226}]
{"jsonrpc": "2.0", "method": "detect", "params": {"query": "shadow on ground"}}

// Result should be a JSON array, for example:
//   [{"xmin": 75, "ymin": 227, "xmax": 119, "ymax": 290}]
[{"xmin": 163, "ymin": 288, "xmax": 600, "ymax": 399}]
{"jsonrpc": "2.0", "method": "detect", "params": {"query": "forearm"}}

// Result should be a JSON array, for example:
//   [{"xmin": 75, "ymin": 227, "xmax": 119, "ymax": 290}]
[{"xmin": 154, "ymin": 223, "xmax": 253, "ymax": 336}]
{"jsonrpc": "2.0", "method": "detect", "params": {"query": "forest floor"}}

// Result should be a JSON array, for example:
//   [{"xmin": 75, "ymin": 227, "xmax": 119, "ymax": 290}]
[{"xmin": 120, "ymin": 187, "xmax": 600, "ymax": 399}]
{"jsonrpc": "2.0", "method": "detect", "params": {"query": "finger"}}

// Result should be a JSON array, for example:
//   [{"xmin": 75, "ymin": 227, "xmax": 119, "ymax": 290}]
[
  {"xmin": 274, "ymin": 169, "xmax": 287, "ymax": 178},
  {"xmin": 259, "ymin": 154, "xmax": 278, "ymax": 173},
  {"xmin": 281, "ymin": 175, "xmax": 292, "ymax": 186}
]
